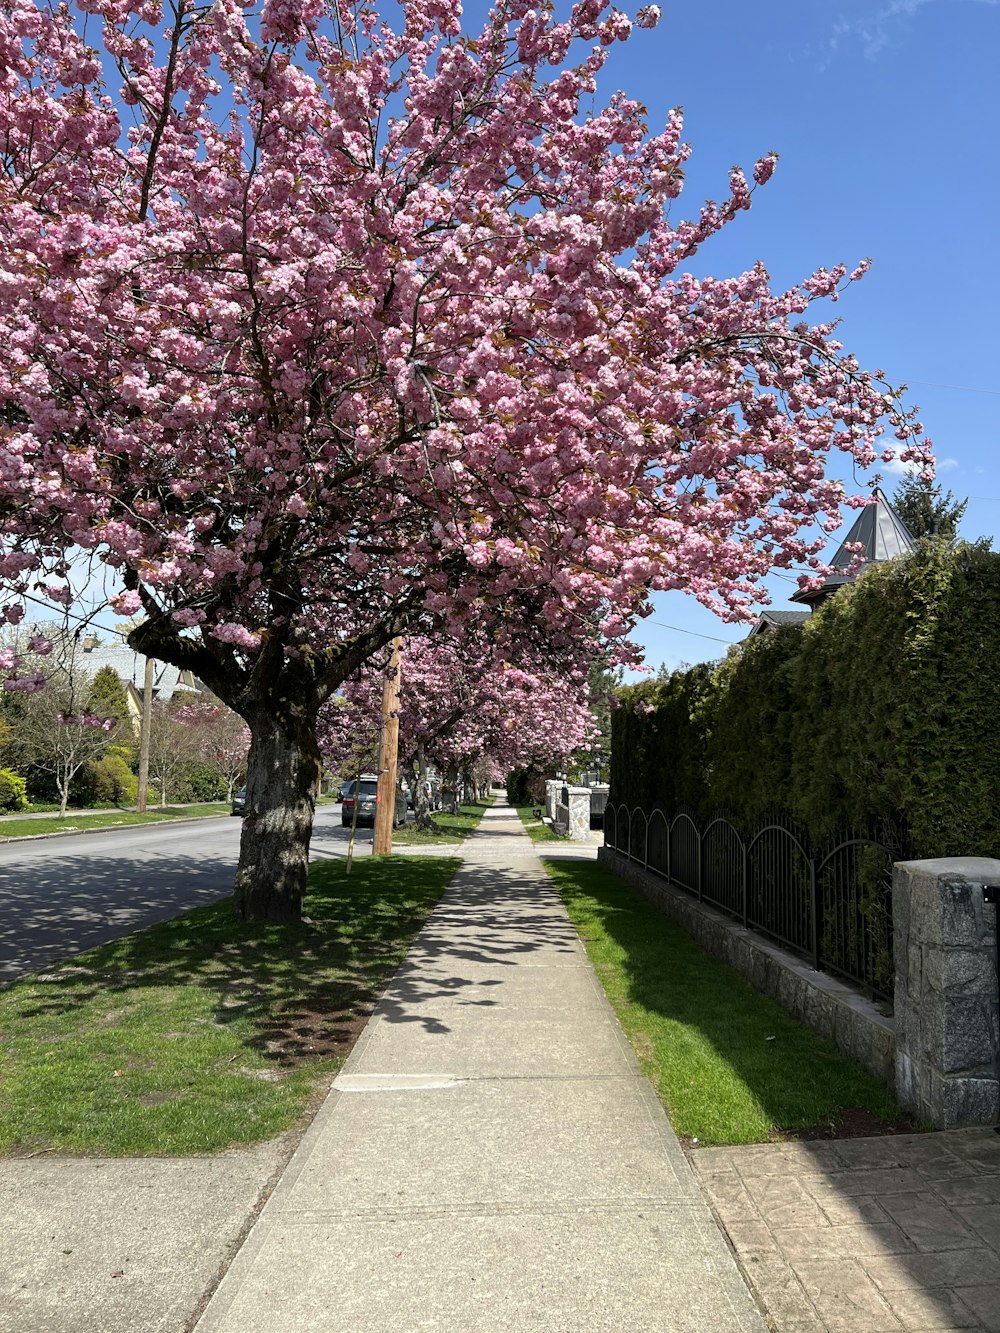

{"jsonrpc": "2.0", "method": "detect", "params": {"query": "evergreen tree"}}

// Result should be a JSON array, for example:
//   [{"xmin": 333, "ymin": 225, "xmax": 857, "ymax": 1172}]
[
  {"xmin": 87, "ymin": 666, "xmax": 130, "ymax": 726},
  {"xmin": 893, "ymin": 475, "xmax": 967, "ymax": 542}
]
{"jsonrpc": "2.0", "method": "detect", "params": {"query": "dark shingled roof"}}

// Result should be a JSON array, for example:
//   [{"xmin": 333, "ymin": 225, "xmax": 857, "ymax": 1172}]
[
  {"xmin": 74, "ymin": 642, "xmax": 201, "ymax": 701},
  {"xmin": 746, "ymin": 609, "xmax": 810, "ymax": 638}
]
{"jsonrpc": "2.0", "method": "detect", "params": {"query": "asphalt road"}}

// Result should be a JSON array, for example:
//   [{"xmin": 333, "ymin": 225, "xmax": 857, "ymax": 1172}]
[{"xmin": 0, "ymin": 803, "xmax": 380, "ymax": 986}]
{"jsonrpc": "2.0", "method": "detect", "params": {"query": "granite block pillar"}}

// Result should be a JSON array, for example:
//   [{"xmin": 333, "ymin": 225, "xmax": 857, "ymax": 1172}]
[{"xmin": 893, "ymin": 857, "xmax": 1000, "ymax": 1128}]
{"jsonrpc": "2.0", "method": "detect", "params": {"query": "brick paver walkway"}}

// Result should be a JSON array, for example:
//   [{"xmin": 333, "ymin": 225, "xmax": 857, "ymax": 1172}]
[{"xmin": 694, "ymin": 1129, "xmax": 1000, "ymax": 1331}]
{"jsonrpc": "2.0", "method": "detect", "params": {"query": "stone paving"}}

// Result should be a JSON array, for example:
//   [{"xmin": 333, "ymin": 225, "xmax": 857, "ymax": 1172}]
[{"xmin": 692, "ymin": 1128, "xmax": 1000, "ymax": 1332}]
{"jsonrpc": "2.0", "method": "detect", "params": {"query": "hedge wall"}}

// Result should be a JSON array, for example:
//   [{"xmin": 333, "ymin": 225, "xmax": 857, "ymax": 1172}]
[{"xmin": 610, "ymin": 542, "xmax": 1000, "ymax": 858}]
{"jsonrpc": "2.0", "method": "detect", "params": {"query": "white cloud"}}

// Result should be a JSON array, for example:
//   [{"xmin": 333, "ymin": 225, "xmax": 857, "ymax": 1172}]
[
  {"xmin": 881, "ymin": 454, "xmax": 958, "ymax": 476},
  {"xmin": 829, "ymin": 0, "xmax": 999, "ymax": 62}
]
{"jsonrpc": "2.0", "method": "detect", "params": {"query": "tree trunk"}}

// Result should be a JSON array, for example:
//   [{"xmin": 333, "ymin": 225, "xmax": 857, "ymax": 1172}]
[
  {"xmin": 411, "ymin": 744, "xmax": 435, "ymax": 829},
  {"xmin": 234, "ymin": 707, "xmax": 322, "ymax": 923}
]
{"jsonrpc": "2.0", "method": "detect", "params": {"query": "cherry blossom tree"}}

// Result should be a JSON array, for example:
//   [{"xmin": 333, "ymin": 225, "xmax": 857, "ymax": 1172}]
[
  {"xmin": 0, "ymin": 0, "xmax": 930, "ymax": 919},
  {"xmin": 176, "ymin": 698, "xmax": 251, "ymax": 799}
]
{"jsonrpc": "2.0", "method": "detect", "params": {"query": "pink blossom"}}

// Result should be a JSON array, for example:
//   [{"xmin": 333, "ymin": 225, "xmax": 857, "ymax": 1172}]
[
  {"xmin": 209, "ymin": 623, "xmax": 262, "ymax": 651},
  {"xmin": 109, "ymin": 590, "xmax": 143, "ymax": 615}
]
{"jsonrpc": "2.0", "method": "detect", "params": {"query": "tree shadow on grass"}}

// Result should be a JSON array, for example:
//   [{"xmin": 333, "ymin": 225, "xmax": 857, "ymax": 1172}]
[
  {"xmin": 6, "ymin": 857, "xmax": 459, "ymax": 1069},
  {"xmin": 6, "ymin": 857, "xmax": 586, "ymax": 1071}
]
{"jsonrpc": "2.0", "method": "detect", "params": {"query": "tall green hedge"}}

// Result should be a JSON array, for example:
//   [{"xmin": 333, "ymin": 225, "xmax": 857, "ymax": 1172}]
[{"xmin": 611, "ymin": 542, "xmax": 1000, "ymax": 858}]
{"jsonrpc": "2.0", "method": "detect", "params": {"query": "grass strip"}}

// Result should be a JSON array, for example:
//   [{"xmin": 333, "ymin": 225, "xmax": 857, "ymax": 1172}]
[
  {"xmin": 542, "ymin": 856, "xmax": 903, "ymax": 1146},
  {"xmin": 514, "ymin": 804, "xmax": 565, "ymax": 842},
  {"xmin": 392, "ymin": 796, "xmax": 494, "ymax": 845},
  {"xmin": 0, "ymin": 855, "xmax": 458, "ymax": 1157},
  {"xmin": 0, "ymin": 804, "xmax": 232, "ymax": 839}
]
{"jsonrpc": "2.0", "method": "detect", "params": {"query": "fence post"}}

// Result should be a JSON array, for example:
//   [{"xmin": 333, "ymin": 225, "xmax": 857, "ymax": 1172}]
[
  {"xmin": 809, "ymin": 858, "xmax": 820, "ymax": 971},
  {"xmin": 697, "ymin": 823, "xmax": 703, "ymax": 903},
  {"xmin": 741, "ymin": 841, "xmax": 748, "ymax": 928}
]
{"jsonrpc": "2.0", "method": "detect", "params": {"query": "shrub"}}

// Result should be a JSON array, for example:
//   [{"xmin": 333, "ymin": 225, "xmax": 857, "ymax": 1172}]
[
  {"xmin": 0, "ymin": 767, "xmax": 29, "ymax": 811},
  {"xmin": 175, "ymin": 759, "xmax": 227, "ymax": 803},
  {"xmin": 86, "ymin": 753, "xmax": 138, "ymax": 807},
  {"xmin": 611, "ymin": 542, "xmax": 1000, "ymax": 859}
]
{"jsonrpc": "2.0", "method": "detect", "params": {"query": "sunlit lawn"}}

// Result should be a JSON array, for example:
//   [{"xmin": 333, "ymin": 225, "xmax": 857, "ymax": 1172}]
[
  {"xmin": 0, "ymin": 804, "xmax": 232, "ymax": 839},
  {"xmin": 392, "ymin": 797, "xmax": 494, "ymax": 844},
  {"xmin": 0, "ymin": 855, "xmax": 458, "ymax": 1156},
  {"xmin": 514, "ymin": 804, "xmax": 565, "ymax": 842}
]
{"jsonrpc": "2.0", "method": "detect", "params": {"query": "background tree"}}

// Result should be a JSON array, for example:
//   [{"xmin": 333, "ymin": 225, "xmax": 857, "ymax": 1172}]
[
  {"xmin": 324, "ymin": 632, "xmax": 597, "ymax": 825},
  {"xmin": 146, "ymin": 702, "xmax": 202, "ymax": 807},
  {"xmin": 0, "ymin": 0, "xmax": 929, "ymax": 920},
  {"xmin": 86, "ymin": 667, "xmax": 132, "ymax": 733},
  {"xmin": 893, "ymin": 475, "xmax": 968, "ymax": 542},
  {"xmin": 14, "ymin": 673, "xmax": 116, "ymax": 814},
  {"xmin": 176, "ymin": 699, "xmax": 251, "ymax": 800}
]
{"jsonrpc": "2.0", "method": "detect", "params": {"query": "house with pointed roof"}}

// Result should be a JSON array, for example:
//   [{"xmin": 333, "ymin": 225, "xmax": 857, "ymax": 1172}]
[
  {"xmin": 788, "ymin": 487, "xmax": 917, "ymax": 611},
  {"xmin": 72, "ymin": 635, "xmax": 203, "ymax": 732},
  {"xmin": 747, "ymin": 488, "xmax": 917, "ymax": 639}
]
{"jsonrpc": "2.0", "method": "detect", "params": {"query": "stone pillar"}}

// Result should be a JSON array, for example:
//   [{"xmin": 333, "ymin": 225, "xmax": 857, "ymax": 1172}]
[
  {"xmin": 545, "ymin": 780, "xmax": 560, "ymax": 822},
  {"xmin": 893, "ymin": 857, "xmax": 1000, "ymax": 1128},
  {"xmin": 565, "ymin": 787, "xmax": 592, "ymax": 842}
]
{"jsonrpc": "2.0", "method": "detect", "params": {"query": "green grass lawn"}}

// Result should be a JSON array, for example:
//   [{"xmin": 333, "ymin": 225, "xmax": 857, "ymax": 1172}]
[
  {"xmin": 392, "ymin": 797, "xmax": 494, "ymax": 845},
  {"xmin": 543, "ymin": 857, "xmax": 905, "ymax": 1146},
  {"xmin": 0, "ymin": 804, "xmax": 232, "ymax": 839},
  {"xmin": 0, "ymin": 855, "xmax": 458, "ymax": 1156},
  {"xmin": 514, "ymin": 804, "xmax": 565, "ymax": 842}
]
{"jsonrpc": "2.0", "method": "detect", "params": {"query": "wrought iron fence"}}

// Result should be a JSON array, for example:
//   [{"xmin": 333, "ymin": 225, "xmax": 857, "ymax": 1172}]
[{"xmin": 604, "ymin": 802, "xmax": 901, "ymax": 1004}]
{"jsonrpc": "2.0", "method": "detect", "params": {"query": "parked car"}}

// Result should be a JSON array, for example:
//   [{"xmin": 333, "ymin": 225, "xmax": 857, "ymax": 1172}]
[
  {"xmin": 231, "ymin": 787, "xmax": 247, "ymax": 816},
  {"xmin": 341, "ymin": 776, "xmax": 380, "ymax": 828},
  {"xmin": 412, "ymin": 778, "xmax": 441, "ymax": 811}
]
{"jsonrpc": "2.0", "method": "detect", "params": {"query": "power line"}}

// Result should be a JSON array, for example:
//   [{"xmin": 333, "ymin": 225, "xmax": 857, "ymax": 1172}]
[
  {"xmin": 17, "ymin": 590, "xmax": 130, "ymax": 642},
  {"xmin": 648, "ymin": 619, "xmax": 740, "ymax": 645},
  {"xmin": 908, "ymin": 380, "xmax": 1000, "ymax": 397}
]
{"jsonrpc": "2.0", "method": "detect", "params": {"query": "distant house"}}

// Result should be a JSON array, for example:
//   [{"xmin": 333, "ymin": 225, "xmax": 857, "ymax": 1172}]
[
  {"xmin": 745, "ymin": 609, "xmax": 810, "ymax": 640},
  {"xmin": 73, "ymin": 635, "xmax": 202, "ymax": 731},
  {"xmin": 747, "ymin": 488, "xmax": 917, "ymax": 639}
]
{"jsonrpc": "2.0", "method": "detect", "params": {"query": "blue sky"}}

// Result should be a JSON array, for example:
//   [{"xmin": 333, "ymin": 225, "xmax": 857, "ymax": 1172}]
[{"xmin": 597, "ymin": 0, "xmax": 999, "ymax": 674}]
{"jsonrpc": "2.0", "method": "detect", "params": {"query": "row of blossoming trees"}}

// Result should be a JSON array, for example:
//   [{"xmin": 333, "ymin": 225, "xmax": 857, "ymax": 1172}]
[
  {"xmin": 0, "ymin": 0, "xmax": 929, "ymax": 918},
  {"xmin": 319, "ymin": 634, "xmax": 600, "ymax": 824}
]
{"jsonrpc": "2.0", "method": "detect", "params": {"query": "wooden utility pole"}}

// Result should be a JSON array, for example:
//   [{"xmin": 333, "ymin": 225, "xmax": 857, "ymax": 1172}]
[
  {"xmin": 372, "ymin": 636, "xmax": 403, "ymax": 856},
  {"xmin": 136, "ymin": 654, "xmax": 154, "ymax": 812}
]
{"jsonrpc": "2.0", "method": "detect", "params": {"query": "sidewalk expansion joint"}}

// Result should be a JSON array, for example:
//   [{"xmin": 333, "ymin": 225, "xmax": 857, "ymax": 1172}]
[
  {"xmin": 333, "ymin": 1072, "xmax": 646, "ymax": 1091},
  {"xmin": 278, "ymin": 1199, "xmax": 713, "ymax": 1223}
]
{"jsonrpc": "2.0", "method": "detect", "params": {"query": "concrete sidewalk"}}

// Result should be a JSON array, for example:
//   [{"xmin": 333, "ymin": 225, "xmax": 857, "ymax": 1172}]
[{"xmin": 194, "ymin": 801, "xmax": 766, "ymax": 1332}]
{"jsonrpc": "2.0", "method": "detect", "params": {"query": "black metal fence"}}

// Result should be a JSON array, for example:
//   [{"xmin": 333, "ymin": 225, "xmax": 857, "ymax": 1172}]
[{"xmin": 605, "ymin": 802, "xmax": 902, "ymax": 1004}]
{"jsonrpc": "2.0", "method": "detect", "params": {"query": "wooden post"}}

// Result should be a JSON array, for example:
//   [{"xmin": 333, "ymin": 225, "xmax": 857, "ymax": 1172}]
[
  {"xmin": 372, "ymin": 637, "xmax": 403, "ymax": 857},
  {"xmin": 136, "ymin": 654, "xmax": 154, "ymax": 812}
]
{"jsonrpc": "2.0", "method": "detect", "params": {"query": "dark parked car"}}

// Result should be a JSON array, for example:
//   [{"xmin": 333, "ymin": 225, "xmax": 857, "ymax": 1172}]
[
  {"xmin": 341, "ymin": 776, "xmax": 379, "ymax": 828},
  {"xmin": 232, "ymin": 787, "xmax": 247, "ymax": 816}
]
